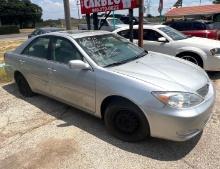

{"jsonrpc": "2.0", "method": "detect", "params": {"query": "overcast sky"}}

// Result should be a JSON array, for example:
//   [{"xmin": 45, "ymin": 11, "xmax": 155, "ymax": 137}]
[{"xmin": 32, "ymin": 0, "xmax": 213, "ymax": 20}]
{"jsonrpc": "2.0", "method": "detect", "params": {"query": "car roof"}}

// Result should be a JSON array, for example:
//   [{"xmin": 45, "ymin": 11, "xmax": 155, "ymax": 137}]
[
  {"xmin": 38, "ymin": 27, "xmax": 64, "ymax": 31},
  {"xmin": 46, "ymin": 30, "xmax": 112, "ymax": 39},
  {"xmin": 114, "ymin": 24, "xmax": 166, "ymax": 31}
]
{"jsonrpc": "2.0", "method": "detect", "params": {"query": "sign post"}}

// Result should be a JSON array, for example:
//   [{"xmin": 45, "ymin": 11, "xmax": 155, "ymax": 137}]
[
  {"xmin": 80, "ymin": 0, "xmax": 141, "ymax": 45},
  {"xmin": 158, "ymin": 0, "xmax": 163, "ymax": 22},
  {"xmin": 138, "ymin": 0, "xmax": 143, "ymax": 47},
  {"xmin": 129, "ymin": 8, "xmax": 133, "ymax": 42}
]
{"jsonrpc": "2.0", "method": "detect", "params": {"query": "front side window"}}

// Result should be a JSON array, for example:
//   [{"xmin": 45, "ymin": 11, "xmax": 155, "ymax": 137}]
[
  {"xmin": 143, "ymin": 29, "xmax": 163, "ymax": 41},
  {"xmin": 75, "ymin": 34, "xmax": 146, "ymax": 67},
  {"xmin": 193, "ymin": 22, "xmax": 206, "ymax": 30},
  {"xmin": 23, "ymin": 37, "xmax": 50, "ymax": 59},
  {"xmin": 51, "ymin": 37, "xmax": 83, "ymax": 64}
]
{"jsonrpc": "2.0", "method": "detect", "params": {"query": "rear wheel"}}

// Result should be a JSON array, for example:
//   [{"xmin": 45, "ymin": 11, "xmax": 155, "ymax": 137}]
[
  {"xmin": 15, "ymin": 73, "xmax": 34, "ymax": 97},
  {"xmin": 104, "ymin": 99, "xmax": 150, "ymax": 142}
]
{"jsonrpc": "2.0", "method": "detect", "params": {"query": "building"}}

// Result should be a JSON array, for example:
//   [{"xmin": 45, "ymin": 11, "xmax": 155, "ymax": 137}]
[{"xmin": 165, "ymin": 4, "xmax": 220, "ymax": 22}]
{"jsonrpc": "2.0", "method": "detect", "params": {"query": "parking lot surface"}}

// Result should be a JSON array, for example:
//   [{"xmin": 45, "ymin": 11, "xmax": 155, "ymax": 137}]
[{"xmin": 0, "ymin": 72, "xmax": 220, "ymax": 169}]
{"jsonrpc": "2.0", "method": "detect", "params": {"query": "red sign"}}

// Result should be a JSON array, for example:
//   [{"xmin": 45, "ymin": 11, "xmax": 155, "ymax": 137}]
[{"xmin": 80, "ymin": 0, "xmax": 139, "ymax": 14}]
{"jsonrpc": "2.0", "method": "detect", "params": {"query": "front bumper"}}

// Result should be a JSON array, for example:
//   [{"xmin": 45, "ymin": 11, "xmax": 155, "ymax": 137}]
[
  {"xmin": 205, "ymin": 54, "xmax": 220, "ymax": 71},
  {"xmin": 141, "ymin": 83, "xmax": 215, "ymax": 141}
]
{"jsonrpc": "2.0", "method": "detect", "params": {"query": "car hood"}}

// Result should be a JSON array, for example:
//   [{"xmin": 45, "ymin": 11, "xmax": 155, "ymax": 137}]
[
  {"xmin": 108, "ymin": 52, "xmax": 209, "ymax": 92},
  {"xmin": 179, "ymin": 37, "xmax": 220, "ymax": 49}
]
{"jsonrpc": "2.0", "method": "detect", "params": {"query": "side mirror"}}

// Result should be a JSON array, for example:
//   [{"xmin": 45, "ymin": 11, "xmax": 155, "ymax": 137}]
[
  {"xmin": 68, "ymin": 60, "xmax": 91, "ymax": 70},
  {"xmin": 158, "ymin": 37, "xmax": 167, "ymax": 43}
]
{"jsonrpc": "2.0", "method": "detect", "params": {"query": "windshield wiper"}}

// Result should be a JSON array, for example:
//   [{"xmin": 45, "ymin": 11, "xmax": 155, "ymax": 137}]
[
  {"xmin": 136, "ymin": 51, "xmax": 148, "ymax": 59},
  {"xmin": 104, "ymin": 61, "xmax": 126, "ymax": 67},
  {"xmin": 104, "ymin": 51, "xmax": 148, "ymax": 68}
]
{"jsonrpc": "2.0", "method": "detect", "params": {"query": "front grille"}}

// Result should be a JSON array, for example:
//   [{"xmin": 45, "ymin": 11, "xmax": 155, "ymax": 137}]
[{"xmin": 197, "ymin": 84, "xmax": 209, "ymax": 98}]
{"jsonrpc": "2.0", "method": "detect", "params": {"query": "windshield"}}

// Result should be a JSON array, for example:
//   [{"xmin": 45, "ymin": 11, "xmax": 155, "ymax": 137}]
[
  {"xmin": 158, "ymin": 26, "xmax": 187, "ymax": 41},
  {"xmin": 108, "ymin": 18, "xmax": 124, "ymax": 25},
  {"xmin": 75, "ymin": 34, "xmax": 146, "ymax": 67}
]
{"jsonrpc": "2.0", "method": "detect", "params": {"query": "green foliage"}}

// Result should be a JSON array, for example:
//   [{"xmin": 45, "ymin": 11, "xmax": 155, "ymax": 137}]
[
  {"xmin": 0, "ymin": 25, "xmax": 20, "ymax": 35},
  {"xmin": 213, "ymin": 0, "xmax": 220, "ymax": 4},
  {"xmin": 0, "ymin": 0, "xmax": 42, "ymax": 28}
]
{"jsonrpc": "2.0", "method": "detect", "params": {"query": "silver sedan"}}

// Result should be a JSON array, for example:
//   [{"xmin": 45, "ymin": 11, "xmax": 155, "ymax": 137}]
[{"xmin": 4, "ymin": 31, "xmax": 215, "ymax": 142}]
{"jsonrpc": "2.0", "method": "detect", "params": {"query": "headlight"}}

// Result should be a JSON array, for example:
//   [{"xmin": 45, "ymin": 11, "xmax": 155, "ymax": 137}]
[
  {"xmin": 210, "ymin": 48, "xmax": 220, "ymax": 56},
  {"xmin": 152, "ymin": 92, "xmax": 204, "ymax": 109}
]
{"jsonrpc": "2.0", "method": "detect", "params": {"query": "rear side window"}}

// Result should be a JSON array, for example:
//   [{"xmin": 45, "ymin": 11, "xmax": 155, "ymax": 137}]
[
  {"xmin": 22, "ymin": 37, "xmax": 50, "ymax": 59},
  {"xmin": 118, "ymin": 29, "xmax": 139, "ymax": 39},
  {"xmin": 118, "ymin": 30, "xmax": 130, "ymax": 38},
  {"xmin": 192, "ymin": 22, "xmax": 206, "ymax": 30}
]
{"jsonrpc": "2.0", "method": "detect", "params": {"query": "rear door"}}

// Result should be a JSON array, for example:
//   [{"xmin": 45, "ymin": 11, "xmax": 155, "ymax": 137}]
[
  {"xmin": 20, "ymin": 36, "xmax": 51, "ymax": 94},
  {"xmin": 48, "ymin": 36, "xmax": 96, "ymax": 112}
]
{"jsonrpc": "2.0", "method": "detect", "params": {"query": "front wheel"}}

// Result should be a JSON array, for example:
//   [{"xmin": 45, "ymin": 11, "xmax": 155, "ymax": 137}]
[
  {"xmin": 104, "ymin": 100, "xmax": 150, "ymax": 142},
  {"xmin": 179, "ymin": 54, "xmax": 203, "ymax": 68}
]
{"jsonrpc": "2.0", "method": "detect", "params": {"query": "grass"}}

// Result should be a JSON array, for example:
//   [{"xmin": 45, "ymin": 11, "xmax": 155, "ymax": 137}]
[
  {"xmin": 0, "ymin": 68, "xmax": 11, "ymax": 83},
  {"xmin": 0, "ymin": 39, "xmax": 25, "ymax": 83},
  {"xmin": 0, "ymin": 39, "xmax": 25, "ymax": 62}
]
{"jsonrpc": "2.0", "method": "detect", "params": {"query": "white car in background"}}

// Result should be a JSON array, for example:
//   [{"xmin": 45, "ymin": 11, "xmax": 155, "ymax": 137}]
[{"xmin": 113, "ymin": 25, "xmax": 220, "ymax": 71}]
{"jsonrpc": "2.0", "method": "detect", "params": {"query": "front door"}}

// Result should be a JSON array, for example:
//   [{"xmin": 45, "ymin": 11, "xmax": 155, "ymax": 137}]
[
  {"xmin": 141, "ymin": 29, "xmax": 171, "ymax": 54},
  {"xmin": 49, "ymin": 36, "xmax": 96, "ymax": 113}
]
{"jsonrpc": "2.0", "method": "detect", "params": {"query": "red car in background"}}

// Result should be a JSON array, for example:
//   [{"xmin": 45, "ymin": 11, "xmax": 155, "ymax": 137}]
[{"xmin": 164, "ymin": 20, "xmax": 220, "ymax": 40}]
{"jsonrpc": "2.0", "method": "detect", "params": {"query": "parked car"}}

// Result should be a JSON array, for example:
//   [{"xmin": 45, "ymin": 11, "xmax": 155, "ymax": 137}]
[
  {"xmin": 78, "ymin": 17, "xmax": 127, "ymax": 31},
  {"xmin": 164, "ymin": 20, "xmax": 220, "ymax": 40},
  {"xmin": 4, "ymin": 31, "xmax": 215, "ymax": 142},
  {"xmin": 28, "ymin": 27, "xmax": 64, "ymax": 38},
  {"xmin": 114, "ymin": 25, "xmax": 220, "ymax": 71},
  {"xmin": 119, "ymin": 16, "xmax": 150, "ymax": 25},
  {"xmin": 208, "ymin": 22, "xmax": 220, "ymax": 30}
]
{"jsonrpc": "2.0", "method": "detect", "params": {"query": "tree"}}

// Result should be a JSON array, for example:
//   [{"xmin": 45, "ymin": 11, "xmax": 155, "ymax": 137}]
[
  {"xmin": 213, "ymin": 0, "xmax": 220, "ymax": 4},
  {"xmin": 0, "ymin": 0, "xmax": 42, "ymax": 28}
]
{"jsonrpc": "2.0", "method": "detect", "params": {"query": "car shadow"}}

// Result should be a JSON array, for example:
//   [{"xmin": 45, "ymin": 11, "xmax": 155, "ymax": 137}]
[
  {"xmin": 2, "ymin": 83, "xmax": 202, "ymax": 162},
  {"xmin": 207, "ymin": 71, "xmax": 220, "ymax": 80}
]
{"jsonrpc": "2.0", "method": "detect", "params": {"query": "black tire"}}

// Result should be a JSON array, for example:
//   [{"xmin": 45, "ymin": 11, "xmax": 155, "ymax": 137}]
[
  {"xmin": 104, "ymin": 99, "xmax": 150, "ymax": 142},
  {"xmin": 179, "ymin": 53, "xmax": 203, "ymax": 68},
  {"xmin": 15, "ymin": 73, "xmax": 34, "ymax": 97}
]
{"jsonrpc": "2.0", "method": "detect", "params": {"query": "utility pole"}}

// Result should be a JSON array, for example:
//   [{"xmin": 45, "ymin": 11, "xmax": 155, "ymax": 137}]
[
  {"xmin": 138, "ymin": 0, "xmax": 144, "ymax": 47},
  {"xmin": 63, "ymin": 0, "xmax": 71, "ymax": 30},
  {"xmin": 129, "ymin": 9, "xmax": 133, "ymax": 42},
  {"xmin": 145, "ymin": 0, "xmax": 151, "ymax": 16},
  {"xmin": 77, "ymin": 0, "xmax": 80, "ymax": 19}
]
